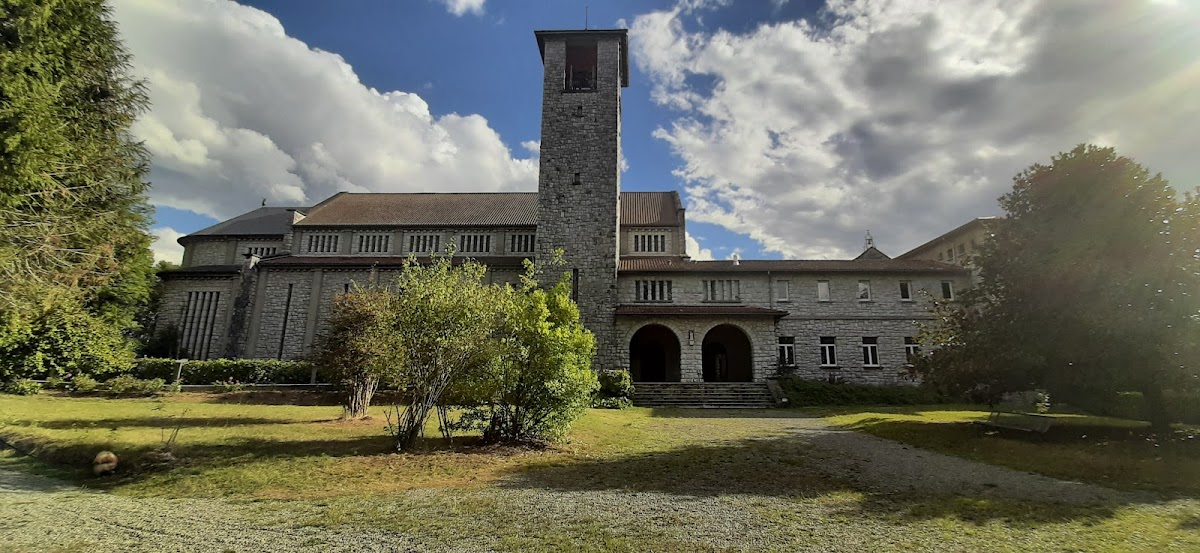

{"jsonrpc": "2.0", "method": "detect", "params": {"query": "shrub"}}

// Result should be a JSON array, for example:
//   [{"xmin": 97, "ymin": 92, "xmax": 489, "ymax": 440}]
[
  {"xmin": 131, "ymin": 358, "xmax": 321, "ymax": 385},
  {"xmin": 44, "ymin": 376, "xmax": 66, "ymax": 389},
  {"xmin": 778, "ymin": 377, "xmax": 945, "ymax": 406},
  {"xmin": 71, "ymin": 374, "xmax": 100, "ymax": 393},
  {"xmin": 593, "ymin": 369, "xmax": 634, "ymax": 409},
  {"xmin": 105, "ymin": 375, "xmax": 164, "ymax": 396},
  {"xmin": 212, "ymin": 378, "xmax": 247, "ymax": 393},
  {"xmin": 0, "ymin": 285, "xmax": 134, "ymax": 382},
  {"xmin": 2, "ymin": 378, "xmax": 42, "ymax": 395}
]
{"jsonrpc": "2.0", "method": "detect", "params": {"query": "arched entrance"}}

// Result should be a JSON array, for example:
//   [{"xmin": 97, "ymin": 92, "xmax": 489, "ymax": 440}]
[
  {"xmin": 629, "ymin": 324, "xmax": 681, "ymax": 382},
  {"xmin": 702, "ymin": 324, "xmax": 753, "ymax": 382}
]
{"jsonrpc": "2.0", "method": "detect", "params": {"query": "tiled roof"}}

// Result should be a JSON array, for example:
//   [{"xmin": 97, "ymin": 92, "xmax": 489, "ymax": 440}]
[
  {"xmin": 183, "ymin": 207, "xmax": 306, "ymax": 241},
  {"xmin": 294, "ymin": 191, "xmax": 682, "ymax": 227},
  {"xmin": 615, "ymin": 305, "xmax": 788, "ymax": 317},
  {"xmin": 619, "ymin": 257, "xmax": 968, "ymax": 274},
  {"xmin": 256, "ymin": 255, "xmax": 528, "ymax": 269}
]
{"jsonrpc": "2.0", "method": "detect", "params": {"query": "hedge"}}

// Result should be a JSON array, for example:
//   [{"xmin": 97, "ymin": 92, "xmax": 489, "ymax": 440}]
[
  {"xmin": 131, "ymin": 358, "xmax": 327, "ymax": 385},
  {"xmin": 1076, "ymin": 390, "xmax": 1200, "ymax": 425},
  {"xmin": 778, "ymin": 376, "xmax": 945, "ymax": 406}
]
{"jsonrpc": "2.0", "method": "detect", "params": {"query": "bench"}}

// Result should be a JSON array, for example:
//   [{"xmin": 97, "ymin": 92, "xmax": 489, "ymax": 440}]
[{"xmin": 974, "ymin": 410, "xmax": 1056, "ymax": 434}]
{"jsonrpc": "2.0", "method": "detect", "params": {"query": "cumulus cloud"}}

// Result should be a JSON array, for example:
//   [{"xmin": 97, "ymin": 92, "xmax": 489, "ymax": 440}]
[
  {"xmin": 150, "ymin": 227, "xmax": 186, "ymax": 264},
  {"xmin": 436, "ymin": 0, "xmax": 485, "ymax": 17},
  {"xmin": 685, "ymin": 232, "xmax": 714, "ymax": 260},
  {"xmin": 631, "ymin": 0, "xmax": 1200, "ymax": 258},
  {"xmin": 112, "ymin": 0, "xmax": 534, "ymax": 221}
]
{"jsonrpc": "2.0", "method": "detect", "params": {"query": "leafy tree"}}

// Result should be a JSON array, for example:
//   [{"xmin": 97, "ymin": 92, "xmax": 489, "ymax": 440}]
[
  {"xmin": 0, "ymin": 0, "xmax": 155, "ymax": 324},
  {"xmin": 311, "ymin": 285, "xmax": 402, "ymax": 419},
  {"xmin": 917, "ymin": 145, "xmax": 1200, "ymax": 431},
  {"xmin": 0, "ymin": 284, "xmax": 134, "ymax": 381}
]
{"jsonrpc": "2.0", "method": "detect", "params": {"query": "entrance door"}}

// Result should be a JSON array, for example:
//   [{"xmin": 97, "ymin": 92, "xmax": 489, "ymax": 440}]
[
  {"xmin": 629, "ymin": 324, "xmax": 681, "ymax": 382},
  {"xmin": 701, "ymin": 324, "xmax": 753, "ymax": 382}
]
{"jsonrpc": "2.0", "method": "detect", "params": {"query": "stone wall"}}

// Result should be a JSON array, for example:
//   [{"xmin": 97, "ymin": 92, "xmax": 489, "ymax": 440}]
[
  {"xmin": 184, "ymin": 240, "xmax": 232, "ymax": 267},
  {"xmin": 155, "ymin": 276, "xmax": 240, "ymax": 359},
  {"xmin": 619, "ymin": 226, "xmax": 680, "ymax": 256},
  {"xmin": 616, "ymin": 316, "xmax": 777, "ymax": 382},
  {"xmin": 246, "ymin": 269, "xmax": 314, "ymax": 360}
]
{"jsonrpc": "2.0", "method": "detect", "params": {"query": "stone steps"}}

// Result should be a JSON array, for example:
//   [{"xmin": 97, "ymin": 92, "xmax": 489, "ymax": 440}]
[{"xmin": 631, "ymin": 382, "xmax": 776, "ymax": 409}]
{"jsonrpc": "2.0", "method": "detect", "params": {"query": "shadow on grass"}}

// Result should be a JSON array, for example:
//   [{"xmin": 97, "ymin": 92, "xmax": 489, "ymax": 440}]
[{"xmin": 10, "ymin": 417, "xmax": 322, "ymax": 430}]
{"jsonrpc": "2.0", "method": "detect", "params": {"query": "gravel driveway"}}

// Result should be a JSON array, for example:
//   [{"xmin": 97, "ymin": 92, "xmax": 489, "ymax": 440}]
[{"xmin": 0, "ymin": 415, "xmax": 1138, "ymax": 552}]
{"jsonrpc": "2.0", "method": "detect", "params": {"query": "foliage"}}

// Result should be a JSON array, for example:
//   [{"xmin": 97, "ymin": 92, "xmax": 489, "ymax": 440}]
[
  {"xmin": 0, "ymin": 285, "xmax": 135, "ymax": 382},
  {"xmin": 70, "ymin": 374, "xmax": 99, "ymax": 393},
  {"xmin": 453, "ymin": 267, "xmax": 597, "ymax": 443},
  {"xmin": 592, "ymin": 369, "xmax": 634, "ymax": 409},
  {"xmin": 0, "ymin": 0, "xmax": 155, "ymax": 303},
  {"xmin": 311, "ymin": 284, "xmax": 404, "ymax": 419},
  {"xmin": 131, "ymin": 358, "xmax": 319, "ymax": 385},
  {"xmin": 2, "ymin": 378, "xmax": 41, "ymax": 395},
  {"xmin": 778, "ymin": 377, "xmax": 945, "ymax": 406},
  {"xmin": 104, "ymin": 375, "xmax": 163, "ymax": 396},
  {"xmin": 1072, "ymin": 390, "xmax": 1200, "ymax": 426},
  {"xmin": 916, "ymin": 145, "xmax": 1200, "ymax": 431},
  {"xmin": 212, "ymin": 378, "xmax": 246, "ymax": 394}
]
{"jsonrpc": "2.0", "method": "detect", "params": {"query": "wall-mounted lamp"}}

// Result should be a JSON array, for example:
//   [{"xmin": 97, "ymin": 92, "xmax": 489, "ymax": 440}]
[{"xmin": 687, "ymin": 330, "xmax": 695, "ymax": 346}]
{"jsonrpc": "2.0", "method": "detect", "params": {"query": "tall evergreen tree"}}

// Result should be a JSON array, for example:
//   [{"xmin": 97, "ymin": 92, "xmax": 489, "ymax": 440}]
[
  {"xmin": 918, "ymin": 145, "xmax": 1200, "ymax": 431},
  {"xmin": 0, "ymin": 0, "xmax": 154, "ymax": 328}
]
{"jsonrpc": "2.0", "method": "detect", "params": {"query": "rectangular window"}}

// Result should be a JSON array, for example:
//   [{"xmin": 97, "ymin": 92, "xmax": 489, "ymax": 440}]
[
  {"xmin": 509, "ymin": 233, "xmax": 535, "ymax": 254},
  {"xmin": 458, "ymin": 234, "xmax": 492, "ymax": 254},
  {"xmin": 817, "ymin": 280, "xmax": 830, "ymax": 302},
  {"xmin": 941, "ymin": 281, "xmax": 955, "ymax": 300},
  {"xmin": 245, "ymin": 246, "xmax": 277, "ymax": 257},
  {"xmin": 819, "ymin": 336, "xmax": 837, "ymax": 367},
  {"xmin": 632, "ymin": 233, "xmax": 667, "ymax": 253},
  {"xmin": 407, "ymin": 234, "xmax": 441, "ymax": 254},
  {"xmin": 565, "ymin": 43, "xmax": 598, "ymax": 91},
  {"xmin": 702, "ymin": 279, "xmax": 741, "ymax": 302},
  {"xmin": 858, "ymin": 280, "xmax": 872, "ymax": 301},
  {"xmin": 904, "ymin": 337, "xmax": 920, "ymax": 364},
  {"xmin": 776, "ymin": 280, "xmax": 790, "ymax": 301},
  {"xmin": 946, "ymin": 248, "xmax": 955, "ymax": 262},
  {"xmin": 634, "ymin": 280, "xmax": 672, "ymax": 302},
  {"xmin": 956, "ymin": 244, "xmax": 966, "ymax": 257},
  {"xmin": 179, "ymin": 291, "xmax": 220, "ymax": 360},
  {"xmin": 778, "ymin": 337, "xmax": 795, "ymax": 366},
  {"xmin": 861, "ymin": 337, "xmax": 880, "ymax": 367},
  {"xmin": 356, "ymin": 233, "xmax": 391, "ymax": 254},
  {"xmin": 899, "ymin": 281, "xmax": 912, "ymax": 301},
  {"xmin": 305, "ymin": 233, "xmax": 340, "ymax": 254}
]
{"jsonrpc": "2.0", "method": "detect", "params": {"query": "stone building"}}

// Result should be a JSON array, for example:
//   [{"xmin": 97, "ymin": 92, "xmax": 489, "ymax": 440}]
[{"xmin": 158, "ymin": 28, "xmax": 969, "ymax": 391}]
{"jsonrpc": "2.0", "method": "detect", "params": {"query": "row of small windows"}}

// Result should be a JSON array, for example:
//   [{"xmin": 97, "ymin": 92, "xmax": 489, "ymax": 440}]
[
  {"xmin": 777, "ymin": 336, "xmax": 920, "ymax": 368},
  {"xmin": 633, "ymin": 279, "xmax": 955, "ymax": 303},
  {"xmin": 245, "ymin": 246, "xmax": 278, "ymax": 257},
  {"xmin": 632, "ymin": 233, "xmax": 668, "ymax": 253},
  {"xmin": 303, "ymin": 233, "xmax": 538, "ymax": 255}
]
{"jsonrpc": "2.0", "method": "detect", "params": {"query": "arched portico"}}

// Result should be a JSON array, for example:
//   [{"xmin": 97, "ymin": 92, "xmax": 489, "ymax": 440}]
[
  {"xmin": 702, "ymin": 324, "xmax": 753, "ymax": 382},
  {"xmin": 629, "ymin": 324, "xmax": 682, "ymax": 382}
]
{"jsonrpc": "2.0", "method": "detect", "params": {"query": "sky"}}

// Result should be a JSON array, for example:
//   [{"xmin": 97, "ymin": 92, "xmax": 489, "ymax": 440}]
[{"xmin": 109, "ymin": 0, "xmax": 1200, "ymax": 265}]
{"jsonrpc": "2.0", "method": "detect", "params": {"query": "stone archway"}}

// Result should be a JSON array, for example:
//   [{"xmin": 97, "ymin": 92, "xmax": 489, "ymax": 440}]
[
  {"xmin": 702, "ymin": 324, "xmax": 753, "ymax": 382},
  {"xmin": 629, "ymin": 324, "xmax": 681, "ymax": 382}
]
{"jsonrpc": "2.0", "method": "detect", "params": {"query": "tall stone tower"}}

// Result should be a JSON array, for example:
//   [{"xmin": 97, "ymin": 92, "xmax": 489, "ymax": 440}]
[{"xmin": 534, "ymin": 29, "xmax": 628, "ymax": 370}]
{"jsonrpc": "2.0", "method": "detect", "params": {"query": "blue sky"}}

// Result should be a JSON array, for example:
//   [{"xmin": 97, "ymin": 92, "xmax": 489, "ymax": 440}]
[{"xmin": 111, "ymin": 0, "xmax": 1200, "ymax": 264}]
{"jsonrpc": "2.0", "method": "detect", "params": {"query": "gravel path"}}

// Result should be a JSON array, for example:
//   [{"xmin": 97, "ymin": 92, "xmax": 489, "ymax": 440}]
[{"xmin": 0, "ymin": 416, "xmax": 1139, "ymax": 552}]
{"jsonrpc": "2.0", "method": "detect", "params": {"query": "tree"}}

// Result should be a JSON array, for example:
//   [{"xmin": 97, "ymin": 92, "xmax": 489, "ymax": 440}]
[
  {"xmin": 917, "ymin": 145, "xmax": 1200, "ymax": 431},
  {"xmin": 0, "ymin": 0, "xmax": 155, "ymax": 322},
  {"xmin": 0, "ymin": 283, "xmax": 134, "ymax": 381},
  {"xmin": 453, "ymin": 264, "xmax": 597, "ymax": 443},
  {"xmin": 311, "ymin": 285, "xmax": 402, "ymax": 419}
]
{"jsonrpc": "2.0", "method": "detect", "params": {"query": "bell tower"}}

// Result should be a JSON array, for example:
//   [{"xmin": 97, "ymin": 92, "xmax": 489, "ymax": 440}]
[{"xmin": 534, "ymin": 29, "xmax": 628, "ymax": 370}]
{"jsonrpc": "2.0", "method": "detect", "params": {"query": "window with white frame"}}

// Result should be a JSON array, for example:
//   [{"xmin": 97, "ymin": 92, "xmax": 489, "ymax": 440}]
[
  {"xmin": 703, "ymin": 279, "xmax": 740, "ymax": 302},
  {"xmin": 509, "ymin": 233, "xmax": 535, "ymax": 254},
  {"xmin": 904, "ymin": 337, "xmax": 920, "ymax": 364},
  {"xmin": 899, "ymin": 280, "xmax": 913, "ymax": 301},
  {"xmin": 407, "ymin": 234, "xmax": 441, "ymax": 254},
  {"xmin": 634, "ymin": 280, "xmax": 672, "ymax": 302},
  {"xmin": 861, "ymin": 337, "xmax": 880, "ymax": 367},
  {"xmin": 819, "ymin": 336, "xmax": 837, "ymax": 367},
  {"xmin": 305, "ymin": 233, "xmax": 340, "ymax": 254},
  {"xmin": 775, "ymin": 280, "xmax": 790, "ymax": 301},
  {"xmin": 858, "ymin": 280, "xmax": 872, "ymax": 301},
  {"xmin": 778, "ymin": 336, "xmax": 795, "ymax": 366},
  {"xmin": 458, "ymin": 234, "xmax": 492, "ymax": 254},
  {"xmin": 356, "ymin": 233, "xmax": 390, "ymax": 254},
  {"xmin": 632, "ymin": 233, "xmax": 668, "ymax": 253},
  {"xmin": 817, "ymin": 280, "xmax": 831, "ymax": 302},
  {"xmin": 940, "ymin": 280, "xmax": 955, "ymax": 300},
  {"xmin": 245, "ymin": 246, "xmax": 277, "ymax": 257}
]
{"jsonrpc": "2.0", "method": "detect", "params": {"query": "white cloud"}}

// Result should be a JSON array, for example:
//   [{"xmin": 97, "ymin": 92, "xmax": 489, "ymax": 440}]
[
  {"xmin": 631, "ymin": 0, "xmax": 1200, "ymax": 258},
  {"xmin": 725, "ymin": 247, "xmax": 743, "ymax": 261},
  {"xmin": 436, "ymin": 0, "xmax": 485, "ymax": 17},
  {"xmin": 685, "ymin": 232, "xmax": 713, "ymax": 260},
  {"xmin": 150, "ymin": 227, "xmax": 186, "ymax": 264},
  {"xmin": 112, "ymin": 0, "xmax": 534, "ymax": 221}
]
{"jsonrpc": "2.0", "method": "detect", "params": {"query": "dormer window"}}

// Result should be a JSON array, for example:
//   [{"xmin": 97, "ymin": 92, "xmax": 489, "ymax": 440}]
[{"xmin": 565, "ymin": 43, "xmax": 597, "ymax": 91}]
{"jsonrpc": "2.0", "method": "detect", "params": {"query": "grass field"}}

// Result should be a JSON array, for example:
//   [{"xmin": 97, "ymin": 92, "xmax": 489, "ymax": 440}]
[{"xmin": 2, "ymin": 394, "xmax": 1199, "ymax": 551}]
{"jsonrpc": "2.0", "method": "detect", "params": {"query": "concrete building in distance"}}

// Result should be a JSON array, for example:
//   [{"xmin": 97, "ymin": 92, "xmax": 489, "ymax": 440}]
[
  {"xmin": 898, "ymin": 217, "xmax": 998, "ymax": 268},
  {"xmin": 157, "ymin": 28, "xmax": 969, "ymax": 400}
]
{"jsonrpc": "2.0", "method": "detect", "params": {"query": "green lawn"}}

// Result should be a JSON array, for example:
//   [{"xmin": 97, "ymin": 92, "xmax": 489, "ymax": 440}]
[{"xmin": 2, "ymin": 394, "xmax": 1199, "ymax": 551}]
